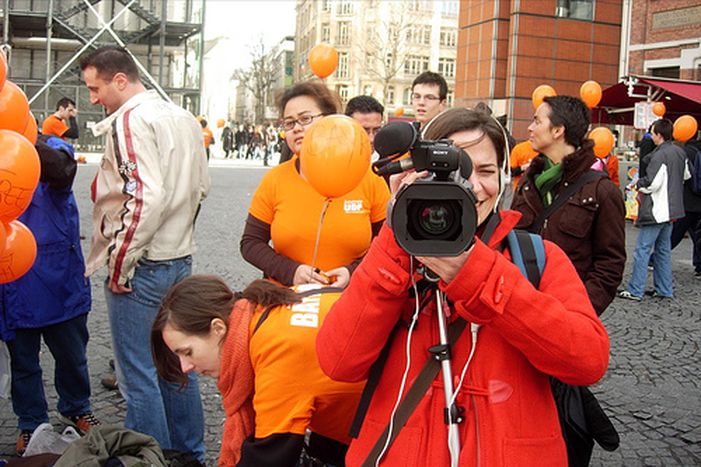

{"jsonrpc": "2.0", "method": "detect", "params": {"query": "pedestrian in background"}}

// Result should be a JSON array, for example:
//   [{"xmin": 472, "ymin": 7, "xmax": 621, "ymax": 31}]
[
  {"xmin": 42, "ymin": 97, "xmax": 79, "ymax": 140},
  {"xmin": 80, "ymin": 45, "xmax": 209, "ymax": 461}
]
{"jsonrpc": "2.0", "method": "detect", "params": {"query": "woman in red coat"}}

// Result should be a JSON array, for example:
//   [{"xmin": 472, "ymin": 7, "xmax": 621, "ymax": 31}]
[{"xmin": 317, "ymin": 108, "xmax": 610, "ymax": 467}]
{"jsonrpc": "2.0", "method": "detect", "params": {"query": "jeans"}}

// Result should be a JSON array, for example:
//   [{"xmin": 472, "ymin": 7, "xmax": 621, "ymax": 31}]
[
  {"xmin": 671, "ymin": 212, "xmax": 701, "ymax": 272},
  {"xmin": 627, "ymin": 222, "xmax": 674, "ymax": 297},
  {"xmin": 105, "ymin": 255, "xmax": 204, "ymax": 460},
  {"xmin": 7, "ymin": 314, "xmax": 91, "ymax": 431}
]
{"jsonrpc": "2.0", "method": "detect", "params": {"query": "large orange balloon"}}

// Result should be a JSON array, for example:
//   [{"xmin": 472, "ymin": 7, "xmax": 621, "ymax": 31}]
[
  {"xmin": 580, "ymin": 81, "xmax": 602, "ymax": 108},
  {"xmin": 0, "ymin": 130, "xmax": 41, "ymax": 222},
  {"xmin": 532, "ymin": 85, "xmax": 557, "ymax": 109},
  {"xmin": 394, "ymin": 107, "xmax": 405, "ymax": 117},
  {"xmin": 511, "ymin": 141, "xmax": 537, "ymax": 161},
  {"xmin": 0, "ymin": 222, "xmax": 6, "ymax": 257},
  {"xmin": 0, "ymin": 81, "xmax": 30, "ymax": 133},
  {"xmin": 300, "ymin": 115, "xmax": 371, "ymax": 198},
  {"xmin": 308, "ymin": 44, "xmax": 339, "ymax": 79},
  {"xmin": 651, "ymin": 102, "xmax": 666, "ymax": 117},
  {"xmin": 22, "ymin": 112, "xmax": 38, "ymax": 145},
  {"xmin": 0, "ymin": 51, "xmax": 6, "ymax": 92},
  {"xmin": 0, "ymin": 220, "xmax": 37, "ymax": 284},
  {"xmin": 673, "ymin": 115, "xmax": 698, "ymax": 142},
  {"xmin": 589, "ymin": 127, "xmax": 615, "ymax": 158}
]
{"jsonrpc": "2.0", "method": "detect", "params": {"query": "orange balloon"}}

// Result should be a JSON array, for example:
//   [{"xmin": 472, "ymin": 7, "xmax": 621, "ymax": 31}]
[
  {"xmin": 511, "ymin": 141, "xmax": 537, "ymax": 161},
  {"xmin": 0, "ymin": 51, "xmax": 6, "ymax": 92},
  {"xmin": 589, "ymin": 127, "xmax": 615, "ymax": 158},
  {"xmin": 0, "ymin": 220, "xmax": 37, "ymax": 284},
  {"xmin": 394, "ymin": 107, "xmax": 405, "ymax": 117},
  {"xmin": 300, "ymin": 115, "xmax": 371, "ymax": 198},
  {"xmin": 651, "ymin": 102, "xmax": 666, "ymax": 117},
  {"xmin": 308, "ymin": 43, "xmax": 339, "ymax": 79},
  {"xmin": 279, "ymin": 130, "xmax": 286, "ymax": 140},
  {"xmin": 216, "ymin": 118, "xmax": 225, "ymax": 128},
  {"xmin": 0, "ymin": 81, "xmax": 30, "ymax": 133},
  {"xmin": 532, "ymin": 84, "xmax": 557, "ymax": 109},
  {"xmin": 673, "ymin": 115, "xmax": 698, "ymax": 142},
  {"xmin": 0, "ymin": 129, "xmax": 41, "ymax": 222},
  {"xmin": 21, "ymin": 112, "xmax": 38, "ymax": 145},
  {"xmin": 580, "ymin": 81, "xmax": 602, "ymax": 108},
  {"xmin": 0, "ymin": 221, "xmax": 6, "ymax": 257}
]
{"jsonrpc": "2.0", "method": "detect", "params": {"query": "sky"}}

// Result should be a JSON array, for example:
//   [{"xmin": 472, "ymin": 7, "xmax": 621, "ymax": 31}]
[{"xmin": 204, "ymin": 0, "xmax": 296, "ymax": 70}]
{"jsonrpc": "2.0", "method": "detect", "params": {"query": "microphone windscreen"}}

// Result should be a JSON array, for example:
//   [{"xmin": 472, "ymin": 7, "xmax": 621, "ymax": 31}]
[{"xmin": 374, "ymin": 121, "xmax": 417, "ymax": 158}]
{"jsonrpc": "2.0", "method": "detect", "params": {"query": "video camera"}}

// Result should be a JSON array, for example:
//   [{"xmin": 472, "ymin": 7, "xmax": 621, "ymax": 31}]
[{"xmin": 373, "ymin": 121, "xmax": 477, "ymax": 256}]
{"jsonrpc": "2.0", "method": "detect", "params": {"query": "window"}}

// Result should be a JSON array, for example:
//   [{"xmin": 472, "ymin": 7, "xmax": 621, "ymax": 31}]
[
  {"xmin": 322, "ymin": 0, "xmax": 331, "ymax": 12},
  {"xmin": 441, "ymin": 1, "xmax": 459, "ymax": 17},
  {"xmin": 337, "ymin": 85, "xmax": 350, "ymax": 102},
  {"xmin": 387, "ymin": 86, "xmax": 395, "ymax": 105},
  {"xmin": 408, "ymin": 0, "xmax": 432, "ymax": 12},
  {"xmin": 364, "ymin": 85, "xmax": 373, "ymax": 96},
  {"xmin": 649, "ymin": 66, "xmax": 680, "ymax": 79},
  {"xmin": 321, "ymin": 24, "xmax": 330, "ymax": 43},
  {"xmin": 385, "ymin": 53, "xmax": 393, "ymax": 68},
  {"xmin": 407, "ymin": 25, "xmax": 431, "ymax": 45},
  {"xmin": 337, "ymin": 52, "xmax": 350, "ymax": 78},
  {"xmin": 365, "ymin": 52, "xmax": 374, "ymax": 69},
  {"xmin": 555, "ymin": 0, "xmax": 594, "ymax": 21},
  {"xmin": 338, "ymin": 0, "xmax": 353, "ymax": 15},
  {"xmin": 404, "ymin": 55, "xmax": 429, "ymax": 76},
  {"xmin": 438, "ymin": 58, "xmax": 455, "ymax": 78},
  {"xmin": 446, "ymin": 90, "xmax": 454, "ymax": 106},
  {"xmin": 338, "ymin": 21, "xmax": 351, "ymax": 45},
  {"xmin": 403, "ymin": 88, "xmax": 412, "ymax": 106},
  {"xmin": 440, "ymin": 28, "xmax": 457, "ymax": 47}
]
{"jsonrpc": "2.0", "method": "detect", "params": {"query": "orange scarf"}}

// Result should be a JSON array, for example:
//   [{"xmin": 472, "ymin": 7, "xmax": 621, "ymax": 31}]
[{"xmin": 217, "ymin": 299, "xmax": 256, "ymax": 466}]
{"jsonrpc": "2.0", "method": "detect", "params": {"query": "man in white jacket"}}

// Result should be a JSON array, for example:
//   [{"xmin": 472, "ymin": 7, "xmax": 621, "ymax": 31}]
[{"xmin": 80, "ymin": 46, "xmax": 209, "ymax": 460}]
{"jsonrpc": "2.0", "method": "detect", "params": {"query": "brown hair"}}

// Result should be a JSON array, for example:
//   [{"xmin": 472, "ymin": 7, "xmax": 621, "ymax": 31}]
[
  {"xmin": 277, "ymin": 80, "xmax": 341, "ymax": 117},
  {"xmin": 423, "ymin": 107, "xmax": 507, "ymax": 166},
  {"xmin": 79, "ymin": 45, "xmax": 140, "ymax": 82},
  {"xmin": 151, "ymin": 276, "xmax": 300, "ymax": 385}
]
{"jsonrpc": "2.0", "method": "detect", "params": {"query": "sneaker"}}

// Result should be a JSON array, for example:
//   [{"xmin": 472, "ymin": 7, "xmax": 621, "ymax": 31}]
[
  {"xmin": 651, "ymin": 292, "xmax": 673, "ymax": 299},
  {"xmin": 618, "ymin": 290, "xmax": 642, "ymax": 301},
  {"xmin": 16, "ymin": 429, "xmax": 32, "ymax": 456},
  {"xmin": 695, "ymin": 270, "xmax": 701, "ymax": 278},
  {"xmin": 60, "ymin": 412, "xmax": 101, "ymax": 435}
]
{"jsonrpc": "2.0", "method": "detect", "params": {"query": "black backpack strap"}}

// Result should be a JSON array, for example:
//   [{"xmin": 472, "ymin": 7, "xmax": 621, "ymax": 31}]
[
  {"xmin": 361, "ymin": 318, "xmax": 468, "ymax": 467},
  {"xmin": 531, "ymin": 170, "xmax": 605, "ymax": 233},
  {"xmin": 252, "ymin": 286, "xmax": 344, "ymax": 336}
]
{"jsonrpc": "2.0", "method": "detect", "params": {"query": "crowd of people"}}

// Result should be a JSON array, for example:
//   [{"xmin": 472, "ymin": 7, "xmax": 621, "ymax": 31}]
[{"xmin": 1, "ymin": 44, "xmax": 699, "ymax": 467}]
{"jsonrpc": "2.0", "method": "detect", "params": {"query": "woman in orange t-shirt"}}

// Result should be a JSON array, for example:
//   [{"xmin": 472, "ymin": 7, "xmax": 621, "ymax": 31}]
[
  {"xmin": 151, "ymin": 275, "xmax": 363, "ymax": 467},
  {"xmin": 240, "ymin": 81, "xmax": 390, "ymax": 288}
]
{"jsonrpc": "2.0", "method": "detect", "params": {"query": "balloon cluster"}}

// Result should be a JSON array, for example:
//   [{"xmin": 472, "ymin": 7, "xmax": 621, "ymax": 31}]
[
  {"xmin": 530, "ymin": 81, "xmax": 603, "ymax": 110},
  {"xmin": 0, "ymin": 51, "xmax": 40, "ymax": 284}
]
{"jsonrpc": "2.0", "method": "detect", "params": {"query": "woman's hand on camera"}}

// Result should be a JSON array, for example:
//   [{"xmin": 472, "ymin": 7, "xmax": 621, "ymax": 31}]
[
  {"xmin": 417, "ymin": 247, "xmax": 473, "ymax": 284},
  {"xmin": 389, "ymin": 170, "xmax": 429, "ymax": 199}
]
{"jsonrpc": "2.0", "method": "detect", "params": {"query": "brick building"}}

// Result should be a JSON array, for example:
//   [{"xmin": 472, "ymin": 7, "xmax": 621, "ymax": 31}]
[
  {"xmin": 625, "ymin": 0, "xmax": 701, "ymax": 80},
  {"xmin": 455, "ymin": 0, "xmax": 623, "ymax": 139}
]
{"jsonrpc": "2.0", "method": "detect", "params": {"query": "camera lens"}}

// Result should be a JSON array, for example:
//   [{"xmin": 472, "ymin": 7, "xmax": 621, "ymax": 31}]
[{"xmin": 408, "ymin": 200, "xmax": 461, "ymax": 240}]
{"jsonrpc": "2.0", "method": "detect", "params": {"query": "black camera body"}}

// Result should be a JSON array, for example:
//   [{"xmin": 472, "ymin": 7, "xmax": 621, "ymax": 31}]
[{"xmin": 374, "ymin": 122, "xmax": 478, "ymax": 257}]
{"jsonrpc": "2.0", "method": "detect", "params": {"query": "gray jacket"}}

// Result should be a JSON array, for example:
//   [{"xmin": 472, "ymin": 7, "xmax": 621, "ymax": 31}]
[{"xmin": 636, "ymin": 140, "xmax": 687, "ymax": 225}]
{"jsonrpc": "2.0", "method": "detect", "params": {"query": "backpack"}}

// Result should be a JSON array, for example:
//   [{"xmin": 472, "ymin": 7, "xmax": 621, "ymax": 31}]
[{"xmin": 685, "ymin": 144, "xmax": 701, "ymax": 195}]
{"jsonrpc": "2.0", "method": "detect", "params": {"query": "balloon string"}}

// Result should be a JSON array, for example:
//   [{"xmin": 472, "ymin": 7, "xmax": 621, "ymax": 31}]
[{"xmin": 310, "ymin": 198, "xmax": 331, "ymax": 271}]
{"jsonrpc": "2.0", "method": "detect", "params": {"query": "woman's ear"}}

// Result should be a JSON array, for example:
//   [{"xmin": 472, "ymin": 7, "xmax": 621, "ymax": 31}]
[{"xmin": 210, "ymin": 318, "xmax": 227, "ymax": 338}]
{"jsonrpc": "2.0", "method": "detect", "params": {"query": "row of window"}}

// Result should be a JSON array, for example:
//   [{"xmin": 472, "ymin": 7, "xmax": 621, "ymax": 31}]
[
  {"xmin": 321, "ymin": 22, "xmax": 457, "ymax": 48},
  {"xmin": 334, "ymin": 52, "xmax": 455, "ymax": 79},
  {"xmin": 320, "ymin": 0, "xmax": 459, "ymax": 17}
]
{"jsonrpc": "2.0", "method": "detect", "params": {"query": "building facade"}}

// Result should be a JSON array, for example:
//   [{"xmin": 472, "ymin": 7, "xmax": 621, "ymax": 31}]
[
  {"xmin": 294, "ymin": 0, "xmax": 459, "ymax": 117},
  {"xmin": 1, "ymin": 0, "xmax": 205, "ymax": 150},
  {"xmin": 455, "ymin": 0, "xmax": 623, "ymax": 139}
]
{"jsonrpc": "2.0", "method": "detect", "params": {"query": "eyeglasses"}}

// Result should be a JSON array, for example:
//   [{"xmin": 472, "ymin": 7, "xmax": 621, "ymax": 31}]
[
  {"xmin": 411, "ymin": 93, "xmax": 441, "ymax": 102},
  {"xmin": 281, "ymin": 113, "xmax": 324, "ymax": 131}
]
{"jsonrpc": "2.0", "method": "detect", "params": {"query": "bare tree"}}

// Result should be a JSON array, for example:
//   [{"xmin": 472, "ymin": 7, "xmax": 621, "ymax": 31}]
[
  {"xmin": 357, "ymin": 4, "xmax": 423, "ymax": 104},
  {"xmin": 234, "ymin": 37, "xmax": 276, "ymax": 124}
]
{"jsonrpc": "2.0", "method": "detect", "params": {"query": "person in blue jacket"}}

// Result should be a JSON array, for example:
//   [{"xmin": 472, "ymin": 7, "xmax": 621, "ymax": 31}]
[{"xmin": 0, "ymin": 135, "xmax": 100, "ymax": 455}]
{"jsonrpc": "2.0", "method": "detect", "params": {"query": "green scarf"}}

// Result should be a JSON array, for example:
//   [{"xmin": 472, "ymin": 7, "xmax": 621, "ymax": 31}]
[{"xmin": 534, "ymin": 158, "xmax": 563, "ymax": 206}]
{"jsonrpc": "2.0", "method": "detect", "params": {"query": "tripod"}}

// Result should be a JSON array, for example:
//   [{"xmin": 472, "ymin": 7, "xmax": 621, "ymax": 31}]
[{"xmin": 422, "ymin": 268, "xmax": 463, "ymax": 467}]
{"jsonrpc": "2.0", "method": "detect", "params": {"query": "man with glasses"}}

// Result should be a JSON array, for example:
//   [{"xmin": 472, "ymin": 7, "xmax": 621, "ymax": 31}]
[
  {"xmin": 345, "ymin": 95, "xmax": 384, "ymax": 148},
  {"xmin": 411, "ymin": 71, "xmax": 448, "ymax": 130}
]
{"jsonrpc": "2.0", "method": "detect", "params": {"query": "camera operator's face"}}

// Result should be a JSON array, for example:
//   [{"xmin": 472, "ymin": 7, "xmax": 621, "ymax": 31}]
[{"xmin": 450, "ymin": 129, "xmax": 500, "ymax": 226}]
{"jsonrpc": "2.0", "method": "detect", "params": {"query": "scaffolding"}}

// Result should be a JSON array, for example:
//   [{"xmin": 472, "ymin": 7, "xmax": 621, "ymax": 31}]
[{"xmin": 0, "ymin": 0, "xmax": 205, "ymax": 151}]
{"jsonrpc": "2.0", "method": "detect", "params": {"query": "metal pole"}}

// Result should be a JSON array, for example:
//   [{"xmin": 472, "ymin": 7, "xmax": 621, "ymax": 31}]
[
  {"xmin": 197, "ymin": 0, "xmax": 206, "ymax": 115},
  {"xmin": 2, "ymin": 0, "xmax": 9, "ymax": 45},
  {"xmin": 434, "ymin": 289, "xmax": 461, "ymax": 467},
  {"xmin": 28, "ymin": 0, "xmax": 138, "ymax": 105},
  {"xmin": 44, "ymin": 0, "xmax": 54, "ymax": 114},
  {"xmin": 80, "ymin": 0, "xmax": 171, "ymax": 103},
  {"xmin": 158, "ymin": 0, "xmax": 166, "ymax": 86}
]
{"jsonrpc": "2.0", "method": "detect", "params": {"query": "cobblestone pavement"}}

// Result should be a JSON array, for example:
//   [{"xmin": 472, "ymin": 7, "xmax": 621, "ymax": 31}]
[{"xmin": 1, "ymin": 164, "xmax": 699, "ymax": 465}]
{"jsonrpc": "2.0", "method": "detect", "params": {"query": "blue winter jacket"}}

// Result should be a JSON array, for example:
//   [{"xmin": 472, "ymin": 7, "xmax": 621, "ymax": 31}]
[{"xmin": 0, "ymin": 138, "xmax": 91, "ymax": 341}]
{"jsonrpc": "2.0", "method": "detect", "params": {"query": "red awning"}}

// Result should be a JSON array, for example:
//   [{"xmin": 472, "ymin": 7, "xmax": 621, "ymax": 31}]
[{"xmin": 592, "ymin": 76, "xmax": 701, "ymax": 125}]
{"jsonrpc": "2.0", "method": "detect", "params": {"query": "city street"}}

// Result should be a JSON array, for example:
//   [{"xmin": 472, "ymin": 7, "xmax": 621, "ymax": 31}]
[{"xmin": 1, "ymin": 163, "xmax": 700, "ymax": 465}]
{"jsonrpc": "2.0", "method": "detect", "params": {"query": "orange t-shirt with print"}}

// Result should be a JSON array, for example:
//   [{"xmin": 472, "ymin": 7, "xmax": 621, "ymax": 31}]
[
  {"xmin": 248, "ymin": 285, "xmax": 364, "ymax": 443},
  {"xmin": 248, "ymin": 157, "xmax": 390, "ymax": 271},
  {"xmin": 42, "ymin": 115, "xmax": 69, "ymax": 138}
]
